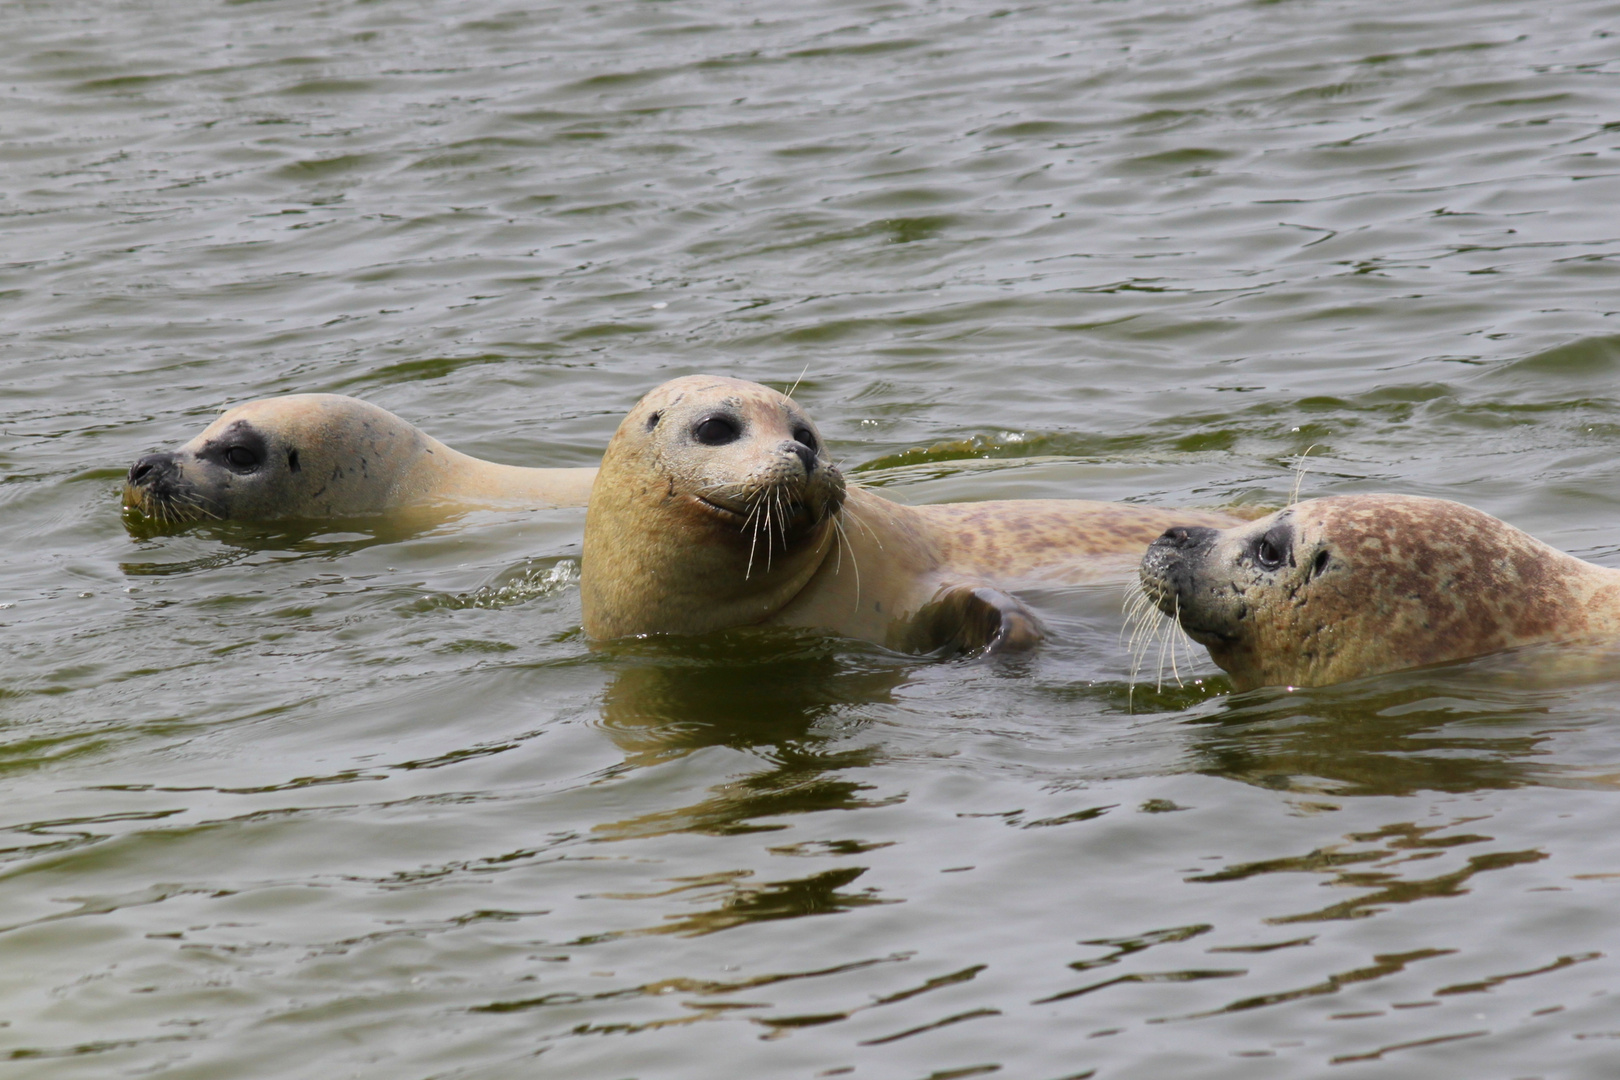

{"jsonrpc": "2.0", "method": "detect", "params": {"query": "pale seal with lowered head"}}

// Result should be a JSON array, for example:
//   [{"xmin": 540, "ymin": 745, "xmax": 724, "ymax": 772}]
[
  {"xmin": 581, "ymin": 374, "xmax": 1244, "ymax": 656},
  {"xmin": 1139, "ymin": 493, "xmax": 1620, "ymax": 689},
  {"xmin": 124, "ymin": 394, "xmax": 597, "ymax": 525}
]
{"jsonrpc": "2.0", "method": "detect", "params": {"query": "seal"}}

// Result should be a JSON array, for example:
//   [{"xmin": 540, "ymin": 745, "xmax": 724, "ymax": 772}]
[
  {"xmin": 123, "ymin": 394, "xmax": 597, "ymax": 525},
  {"xmin": 1139, "ymin": 493, "xmax": 1620, "ymax": 689},
  {"xmin": 580, "ymin": 375, "xmax": 1244, "ymax": 656}
]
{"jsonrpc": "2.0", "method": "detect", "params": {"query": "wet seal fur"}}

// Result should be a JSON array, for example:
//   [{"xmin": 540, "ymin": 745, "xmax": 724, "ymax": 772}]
[
  {"xmin": 581, "ymin": 375, "xmax": 1243, "ymax": 657},
  {"xmin": 1139, "ymin": 493, "xmax": 1620, "ymax": 689},
  {"xmin": 124, "ymin": 394, "xmax": 597, "ymax": 525}
]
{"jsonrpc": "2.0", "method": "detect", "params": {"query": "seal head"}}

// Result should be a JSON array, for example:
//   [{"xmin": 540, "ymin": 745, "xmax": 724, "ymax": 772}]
[
  {"xmin": 1141, "ymin": 494, "xmax": 1620, "ymax": 689},
  {"xmin": 581, "ymin": 375, "xmax": 845, "ymax": 639},
  {"xmin": 123, "ymin": 395, "xmax": 446, "ymax": 525},
  {"xmin": 124, "ymin": 393, "xmax": 596, "ymax": 526}
]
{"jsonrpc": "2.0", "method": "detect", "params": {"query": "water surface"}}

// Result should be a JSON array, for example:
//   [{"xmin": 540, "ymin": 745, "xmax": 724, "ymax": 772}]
[{"xmin": 5, "ymin": 1, "xmax": 1620, "ymax": 1076}]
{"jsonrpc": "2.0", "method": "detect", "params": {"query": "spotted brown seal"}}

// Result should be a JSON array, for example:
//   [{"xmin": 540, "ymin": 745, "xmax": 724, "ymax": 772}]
[
  {"xmin": 1139, "ymin": 493, "xmax": 1620, "ymax": 689},
  {"xmin": 581, "ymin": 375, "xmax": 1243, "ymax": 656},
  {"xmin": 123, "ymin": 394, "xmax": 596, "ymax": 525}
]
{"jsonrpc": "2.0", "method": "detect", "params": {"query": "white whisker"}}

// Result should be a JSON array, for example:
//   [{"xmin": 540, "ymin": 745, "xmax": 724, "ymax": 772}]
[
  {"xmin": 841, "ymin": 499, "xmax": 883, "ymax": 547},
  {"xmin": 1166, "ymin": 596, "xmax": 1184, "ymax": 689},
  {"xmin": 1154, "ymin": 606, "xmax": 1173, "ymax": 693},
  {"xmin": 178, "ymin": 491, "xmax": 220, "ymax": 522},
  {"xmin": 764, "ymin": 488, "xmax": 780, "ymax": 572},
  {"xmin": 1290, "ymin": 444, "xmax": 1319, "ymax": 507},
  {"xmin": 833, "ymin": 514, "xmax": 862, "ymax": 612},
  {"xmin": 786, "ymin": 362, "xmax": 810, "ymax": 400},
  {"xmin": 745, "ymin": 498, "xmax": 763, "ymax": 581},
  {"xmin": 1122, "ymin": 578, "xmax": 1196, "ymax": 698}
]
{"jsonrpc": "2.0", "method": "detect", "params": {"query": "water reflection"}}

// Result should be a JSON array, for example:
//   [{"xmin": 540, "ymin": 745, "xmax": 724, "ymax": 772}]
[
  {"xmin": 591, "ymin": 632, "xmax": 909, "ymax": 762},
  {"xmin": 1188, "ymin": 819, "xmax": 1547, "ymax": 925},
  {"xmin": 119, "ymin": 510, "xmax": 442, "ymax": 569},
  {"xmin": 1183, "ymin": 651, "xmax": 1620, "ymax": 797},
  {"xmin": 1167, "ymin": 948, "xmax": 1459, "ymax": 1024},
  {"xmin": 590, "ymin": 632, "xmax": 910, "ymax": 838},
  {"xmin": 587, "ymin": 865, "xmax": 894, "ymax": 938}
]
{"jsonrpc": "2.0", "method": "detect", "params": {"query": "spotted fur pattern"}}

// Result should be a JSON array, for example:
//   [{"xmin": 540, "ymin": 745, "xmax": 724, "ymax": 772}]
[{"xmin": 1141, "ymin": 494, "xmax": 1620, "ymax": 689}]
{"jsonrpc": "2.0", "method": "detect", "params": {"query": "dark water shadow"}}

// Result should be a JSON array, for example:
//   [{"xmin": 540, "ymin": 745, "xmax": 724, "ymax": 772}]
[
  {"xmin": 587, "ymin": 630, "xmax": 921, "ymax": 839},
  {"xmin": 118, "ymin": 512, "xmax": 458, "ymax": 576},
  {"xmin": 1182, "ymin": 646, "xmax": 1620, "ymax": 797},
  {"xmin": 528, "ymin": 631, "xmax": 931, "ymax": 945}
]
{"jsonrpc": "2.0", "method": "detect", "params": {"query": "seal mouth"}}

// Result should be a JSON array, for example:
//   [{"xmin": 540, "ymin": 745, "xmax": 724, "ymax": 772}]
[
  {"xmin": 1139, "ymin": 562, "xmax": 1239, "ymax": 645},
  {"xmin": 692, "ymin": 486, "xmax": 822, "ymax": 523},
  {"xmin": 1155, "ymin": 585, "xmax": 1241, "ymax": 646},
  {"xmin": 690, "ymin": 487, "xmax": 835, "ymax": 549},
  {"xmin": 693, "ymin": 494, "xmax": 751, "ymax": 524},
  {"xmin": 122, "ymin": 479, "xmax": 223, "ymax": 528}
]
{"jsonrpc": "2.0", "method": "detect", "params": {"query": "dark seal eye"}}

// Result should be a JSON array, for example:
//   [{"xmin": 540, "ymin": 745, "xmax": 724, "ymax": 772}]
[
  {"xmin": 224, "ymin": 445, "xmax": 263, "ymax": 471},
  {"xmin": 792, "ymin": 425, "xmax": 818, "ymax": 453},
  {"xmin": 693, "ymin": 416, "xmax": 741, "ymax": 446},
  {"xmin": 1253, "ymin": 526, "xmax": 1291, "ymax": 571}
]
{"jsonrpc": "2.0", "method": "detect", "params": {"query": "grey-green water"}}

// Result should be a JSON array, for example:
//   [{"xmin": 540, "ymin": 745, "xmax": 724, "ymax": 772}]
[{"xmin": 6, "ymin": 1, "xmax": 1620, "ymax": 1076}]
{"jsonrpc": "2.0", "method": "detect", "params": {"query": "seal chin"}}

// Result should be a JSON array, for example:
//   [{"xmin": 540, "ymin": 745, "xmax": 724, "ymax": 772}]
[{"xmin": 1178, "ymin": 621, "xmax": 1237, "ymax": 648}]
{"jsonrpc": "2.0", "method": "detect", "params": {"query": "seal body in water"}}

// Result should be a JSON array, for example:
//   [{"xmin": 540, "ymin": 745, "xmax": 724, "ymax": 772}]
[
  {"xmin": 123, "ymin": 394, "xmax": 597, "ymax": 525},
  {"xmin": 1139, "ymin": 493, "xmax": 1620, "ymax": 689},
  {"xmin": 581, "ymin": 374, "xmax": 1243, "ymax": 656}
]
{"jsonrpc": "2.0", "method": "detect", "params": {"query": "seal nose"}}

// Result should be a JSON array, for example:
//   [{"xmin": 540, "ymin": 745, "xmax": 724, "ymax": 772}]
[
  {"xmin": 786, "ymin": 440, "xmax": 817, "ymax": 475},
  {"xmin": 1156, "ymin": 525, "xmax": 1218, "ymax": 550},
  {"xmin": 128, "ymin": 452, "xmax": 177, "ymax": 487}
]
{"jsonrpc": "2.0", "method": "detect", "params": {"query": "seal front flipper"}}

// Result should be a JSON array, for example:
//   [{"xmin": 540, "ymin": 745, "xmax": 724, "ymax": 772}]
[{"xmin": 903, "ymin": 584, "xmax": 1045, "ymax": 658}]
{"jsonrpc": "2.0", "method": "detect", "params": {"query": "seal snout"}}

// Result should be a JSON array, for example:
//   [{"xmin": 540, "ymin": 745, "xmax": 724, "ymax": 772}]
[
  {"xmin": 124, "ymin": 451, "xmax": 185, "ymax": 515},
  {"xmin": 784, "ymin": 438, "xmax": 817, "ymax": 476},
  {"xmin": 1140, "ymin": 524, "xmax": 1219, "ymax": 617},
  {"xmin": 122, "ymin": 449, "xmax": 220, "ymax": 524},
  {"xmin": 127, "ymin": 451, "xmax": 178, "ymax": 489}
]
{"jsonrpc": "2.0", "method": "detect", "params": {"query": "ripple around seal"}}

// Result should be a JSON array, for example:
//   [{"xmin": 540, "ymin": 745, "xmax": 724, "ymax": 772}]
[{"xmin": 407, "ymin": 557, "xmax": 581, "ymax": 613}]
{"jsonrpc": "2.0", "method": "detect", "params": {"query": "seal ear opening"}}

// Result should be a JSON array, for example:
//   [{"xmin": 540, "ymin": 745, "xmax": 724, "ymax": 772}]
[{"xmin": 906, "ymin": 585, "xmax": 1045, "ymax": 658}]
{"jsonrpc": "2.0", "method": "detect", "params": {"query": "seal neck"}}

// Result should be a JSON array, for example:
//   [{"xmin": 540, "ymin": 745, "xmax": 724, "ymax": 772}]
[{"xmin": 403, "ymin": 441, "xmax": 598, "ymax": 510}]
